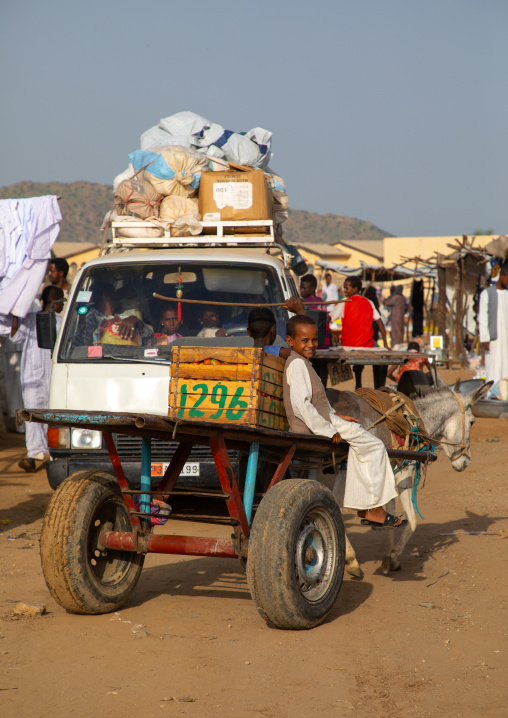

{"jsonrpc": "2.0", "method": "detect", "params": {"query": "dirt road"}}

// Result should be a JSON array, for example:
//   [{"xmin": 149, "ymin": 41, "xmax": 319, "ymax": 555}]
[{"xmin": 1, "ymin": 378, "xmax": 507, "ymax": 718}]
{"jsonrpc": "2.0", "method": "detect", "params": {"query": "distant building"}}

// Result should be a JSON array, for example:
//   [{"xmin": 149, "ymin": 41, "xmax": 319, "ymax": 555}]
[
  {"xmin": 292, "ymin": 243, "xmax": 350, "ymax": 279},
  {"xmin": 332, "ymin": 240, "xmax": 384, "ymax": 267},
  {"xmin": 384, "ymin": 235, "xmax": 499, "ymax": 268}
]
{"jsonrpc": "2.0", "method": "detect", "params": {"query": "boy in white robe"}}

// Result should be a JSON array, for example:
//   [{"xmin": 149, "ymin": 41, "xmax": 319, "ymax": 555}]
[
  {"xmin": 283, "ymin": 315, "xmax": 405, "ymax": 529},
  {"xmin": 11, "ymin": 286, "xmax": 64, "ymax": 472}
]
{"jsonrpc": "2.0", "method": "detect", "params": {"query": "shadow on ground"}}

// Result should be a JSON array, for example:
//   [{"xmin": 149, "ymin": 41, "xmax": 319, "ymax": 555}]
[
  {"xmin": 127, "ymin": 551, "xmax": 373, "ymax": 623},
  {"xmin": 0, "ymin": 493, "xmax": 51, "ymax": 532},
  {"xmin": 342, "ymin": 509, "xmax": 507, "ymax": 581}
]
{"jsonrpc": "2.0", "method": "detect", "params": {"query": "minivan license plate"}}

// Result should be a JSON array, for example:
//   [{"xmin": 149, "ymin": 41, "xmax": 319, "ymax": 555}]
[{"xmin": 150, "ymin": 461, "xmax": 200, "ymax": 477}]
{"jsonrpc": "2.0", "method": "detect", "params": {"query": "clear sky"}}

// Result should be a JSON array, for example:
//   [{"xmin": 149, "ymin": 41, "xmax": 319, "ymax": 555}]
[{"xmin": 1, "ymin": 0, "xmax": 507, "ymax": 237}]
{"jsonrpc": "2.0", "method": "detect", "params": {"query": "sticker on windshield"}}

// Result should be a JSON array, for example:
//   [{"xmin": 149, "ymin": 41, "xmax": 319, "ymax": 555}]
[
  {"xmin": 77, "ymin": 290, "xmax": 92, "ymax": 303},
  {"xmin": 88, "ymin": 346, "xmax": 103, "ymax": 358},
  {"xmin": 144, "ymin": 348, "xmax": 159, "ymax": 358}
]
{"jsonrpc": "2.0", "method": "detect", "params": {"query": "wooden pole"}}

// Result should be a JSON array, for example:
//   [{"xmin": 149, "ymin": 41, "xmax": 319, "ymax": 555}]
[
  {"xmin": 405, "ymin": 257, "xmax": 419, "ymax": 342},
  {"xmin": 452, "ymin": 256, "xmax": 464, "ymax": 363},
  {"xmin": 428, "ymin": 276, "xmax": 437, "ymax": 336},
  {"xmin": 457, "ymin": 251, "xmax": 467, "ymax": 367},
  {"xmin": 153, "ymin": 293, "xmax": 349, "ymax": 308},
  {"xmin": 436, "ymin": 258, "xmax": 447, "ymax": 344}
]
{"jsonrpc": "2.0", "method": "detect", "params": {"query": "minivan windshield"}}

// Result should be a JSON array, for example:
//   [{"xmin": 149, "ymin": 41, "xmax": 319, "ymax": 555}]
[{"xmin": 58, "ymin": 261, "xmax": 287, "ymax": 362}]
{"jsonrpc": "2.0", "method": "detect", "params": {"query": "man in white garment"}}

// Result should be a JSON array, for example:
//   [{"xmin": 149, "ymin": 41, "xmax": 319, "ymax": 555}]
[
  {"xmin": 320, "ymin": 272, "xmax": 339, "ymax": 311},
  {"xmin": 479, "ymin": 265, "xmax": 508, "ymax": 385},
  {"xmin": 10, "ymin": 286, "xmax": 64, "ymax": 472},
  {"xmin": 283, "ymin": 314, "xmax": 405, "ymax": 529}
]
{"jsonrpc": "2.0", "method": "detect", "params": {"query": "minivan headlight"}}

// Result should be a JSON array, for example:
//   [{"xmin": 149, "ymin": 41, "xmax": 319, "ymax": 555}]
[{"xmin": 71, "ymin": 428, "xmax": 102, "ymax": 450}]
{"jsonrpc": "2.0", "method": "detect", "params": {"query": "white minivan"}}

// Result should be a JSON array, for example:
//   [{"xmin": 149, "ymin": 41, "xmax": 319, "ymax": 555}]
[{"xmin": 45, "ymin": 243, "xmax": 309, "ymax": 490}]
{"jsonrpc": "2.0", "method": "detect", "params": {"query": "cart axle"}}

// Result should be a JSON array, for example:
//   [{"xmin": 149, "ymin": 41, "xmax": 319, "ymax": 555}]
[{"xmin": 100, "ymin": 530, "xmax": 239, "ymax": 559}]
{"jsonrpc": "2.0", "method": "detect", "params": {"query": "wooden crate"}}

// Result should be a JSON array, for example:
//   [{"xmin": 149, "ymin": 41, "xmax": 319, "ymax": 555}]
[{"xmin": 169, "ymin": 347, "xmax": 289, "ymax": 431}]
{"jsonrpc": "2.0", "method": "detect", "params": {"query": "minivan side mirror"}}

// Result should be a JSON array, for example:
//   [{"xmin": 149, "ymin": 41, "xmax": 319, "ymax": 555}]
[
  {"xmin": 36, "ymin": 311, "xmax": 57, "ymax": 350},
  {"xmin": 284, "ymin": 244, "xmax": 308, "ymax": 276}
]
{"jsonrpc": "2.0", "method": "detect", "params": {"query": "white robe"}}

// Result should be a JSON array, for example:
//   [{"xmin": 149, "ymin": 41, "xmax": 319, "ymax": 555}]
[
  {"xmin": 320, "ymin": 282, "xmax": 339, "ymax": 312},
  {"xmin": 10, "ymin": 311, "xmax": 61, "ymax": 458},
  {"xmin": 285, "ymin": 358, "xmax": 397, "ymax": 510},
  {"xmin": 478, "ymin": 288, "xmax": 508, "ymax": 384},
  {"xmin": 0, "ymin": 196, "xmax": 61, "ymax": 320}
]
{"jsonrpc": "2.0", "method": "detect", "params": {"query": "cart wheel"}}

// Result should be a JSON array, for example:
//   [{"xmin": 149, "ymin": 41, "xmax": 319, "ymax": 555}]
[
  {"xmin": 40, "ymin": 470, "xmax": 145, "ymax": 615},
  {"xmin": 247, "ymin": 479, "xmax": 345, "ymax": 630}
]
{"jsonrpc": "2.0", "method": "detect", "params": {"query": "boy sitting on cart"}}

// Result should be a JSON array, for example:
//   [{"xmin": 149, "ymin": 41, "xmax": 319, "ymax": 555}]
[
  {"xmin": 247, "ymin": 298, "xmax": 305, "ymax": 359},
  {"xmin": 283, "ymin": 314, "xmax": 406, "ymax": 529}
]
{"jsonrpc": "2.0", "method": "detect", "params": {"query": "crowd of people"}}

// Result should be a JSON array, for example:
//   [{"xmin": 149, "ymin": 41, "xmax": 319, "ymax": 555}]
[
  {"xmin": 314, "ymin": 267, "xmax": 508, "ymax": 396},
  {"xmin": 9, "ymin": 256, "xmax": 506, "ymax": 536}
]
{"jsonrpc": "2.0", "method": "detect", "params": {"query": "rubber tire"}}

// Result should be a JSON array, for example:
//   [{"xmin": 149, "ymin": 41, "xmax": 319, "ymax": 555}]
[
  {"xmin": 246, "ymin": 479, "xmax": 345, "ymax": 630},
  {"xmin": 40, "ymin": 470, "xmax": 145, "ymax": 615}
]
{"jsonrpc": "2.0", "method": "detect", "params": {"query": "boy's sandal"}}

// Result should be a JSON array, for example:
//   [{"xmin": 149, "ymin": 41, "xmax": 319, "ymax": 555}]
[{"xmin": 360, "ymin": 514, "xmax": 408, "ymax": 530}]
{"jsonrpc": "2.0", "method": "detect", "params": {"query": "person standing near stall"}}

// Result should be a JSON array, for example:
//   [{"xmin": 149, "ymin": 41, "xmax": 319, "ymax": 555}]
[
  {"xmin": 479, "ymin": 264, "xmax": 508, "ymax": 385},
  {"xmin": 299, "ymin": 274, "xmax": 331, "ymax": 348},
  {"xmin": 384, "ymin": 285, "xmax": 406, "ymax": 347},
  {"xmin": 320, "ymin": 272, "xmax": 339, "ymax": 311},
  {"xmin": 330, "ymin": 276, "xmax": 389, "ymax": 389}
]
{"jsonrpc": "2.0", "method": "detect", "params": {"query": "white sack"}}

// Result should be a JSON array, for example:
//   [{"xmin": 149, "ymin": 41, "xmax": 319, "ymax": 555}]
[
  {"xmin": 160, "ymin": 196, "xmax": 202, "ymax": 236},
  {"xmin": 114, "ymin": 178, "xmax": 161, "ymax": 219},
  {"xmin": 105, "ymin": 210, "xmax": 163, "ymax": 238},
  {"xmin": 129, "ymin": 146, "xmax": 210, "ymax": 198}
]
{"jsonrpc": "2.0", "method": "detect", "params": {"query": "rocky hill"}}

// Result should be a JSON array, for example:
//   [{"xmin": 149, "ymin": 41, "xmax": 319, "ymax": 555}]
[
  {"xmin": 0, "ymin": 181, "xmax": 392, "ymax": 246},
  {"xmin": 0, "ymin": 181, "xmax": 113, "ymax": 245},
  {"xmin": 283, "ymin": 208, "xmax": 391, "ymax": 244}
]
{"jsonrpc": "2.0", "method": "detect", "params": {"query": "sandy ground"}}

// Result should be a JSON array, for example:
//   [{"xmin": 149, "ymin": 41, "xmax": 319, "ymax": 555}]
[{"xmin": 1, "ymin": 369, "xmax": 508, "ymax": 718}]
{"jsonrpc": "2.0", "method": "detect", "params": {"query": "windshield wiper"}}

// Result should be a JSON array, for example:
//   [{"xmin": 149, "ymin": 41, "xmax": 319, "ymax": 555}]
[{"xmin": 102, "ymin": 354, "xmax": 171, "ymax": 364}]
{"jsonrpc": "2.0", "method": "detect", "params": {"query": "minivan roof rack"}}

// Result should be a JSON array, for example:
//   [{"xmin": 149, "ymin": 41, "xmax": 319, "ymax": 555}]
[{"xmin": 101, "ymin": 218, "xmax": 278, "ymax": 253}]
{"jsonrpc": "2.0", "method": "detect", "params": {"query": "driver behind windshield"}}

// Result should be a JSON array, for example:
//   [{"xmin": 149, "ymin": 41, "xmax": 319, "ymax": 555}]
[
  {"xmin": 197, "ymin": 306, "xmax": 227, "ymax": 337},
  {"xmin": 75, "ymin": 280, "xmax": 154, "ymax": 346},
  {"xmin": 151, "ymin": 305, "xmax": 183, "ymax": 346}
]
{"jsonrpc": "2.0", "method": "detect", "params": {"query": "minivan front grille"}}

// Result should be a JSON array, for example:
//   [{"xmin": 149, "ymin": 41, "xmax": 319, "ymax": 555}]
[{"xmin": 113, "ymin": 434, "xmax": 238, "ymax": 464}]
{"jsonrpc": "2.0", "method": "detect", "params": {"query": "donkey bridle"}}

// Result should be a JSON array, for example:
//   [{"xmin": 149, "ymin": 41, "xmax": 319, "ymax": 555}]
[{"xmin": 442, "ymin": 391, "xmax": 470, "ymax": 462}]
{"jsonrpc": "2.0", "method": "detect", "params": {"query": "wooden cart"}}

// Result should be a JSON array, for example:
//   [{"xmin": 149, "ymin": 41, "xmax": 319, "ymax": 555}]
[{"xmin": 19, "ymin": 404, "xmax": 435, "ymax": 630}]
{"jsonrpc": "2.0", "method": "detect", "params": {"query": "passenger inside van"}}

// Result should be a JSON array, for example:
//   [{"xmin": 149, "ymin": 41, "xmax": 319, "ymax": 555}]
[
  {"xmin": 75, "ymin": 281, "xmax": 154, "ymax": 346},
  {"xmin": 196, "ymin": 306, "xmax": 228, "ymax": 337},
  {"xmin": 151, "ymin": 305, "xmax": 183, "ymax": 346}
]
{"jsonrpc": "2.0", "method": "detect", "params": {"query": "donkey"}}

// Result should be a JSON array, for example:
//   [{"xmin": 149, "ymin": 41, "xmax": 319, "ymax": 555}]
[{"xmin": 324, "ymin": 375, "xmax": 492, "ymax": 578}]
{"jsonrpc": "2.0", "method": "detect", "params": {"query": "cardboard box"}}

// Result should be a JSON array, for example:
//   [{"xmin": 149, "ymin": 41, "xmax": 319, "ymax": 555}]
[
  {"xmin": 198, "ymin": 169, "xmax": 273, "ymax": 225},
  {"xmin": 169, "ymin": 346, "xmax": 288, "ymax": 431}
]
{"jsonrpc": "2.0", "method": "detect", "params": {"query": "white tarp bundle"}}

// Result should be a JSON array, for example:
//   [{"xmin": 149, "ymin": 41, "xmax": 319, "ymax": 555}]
[{"xmin": 139, "ymin": 111, "xmax": 273, "ymax": 170}]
